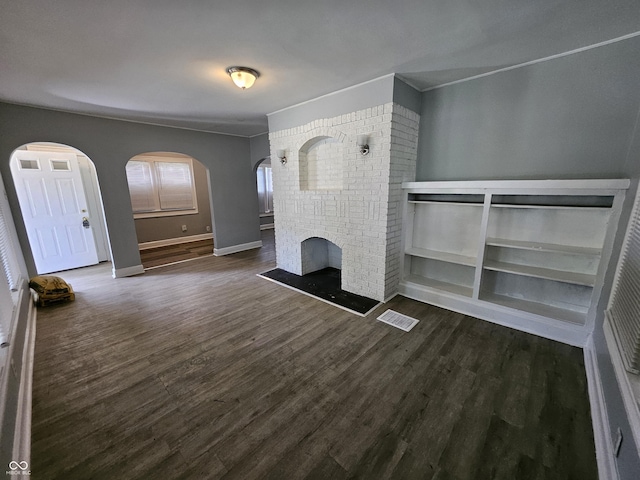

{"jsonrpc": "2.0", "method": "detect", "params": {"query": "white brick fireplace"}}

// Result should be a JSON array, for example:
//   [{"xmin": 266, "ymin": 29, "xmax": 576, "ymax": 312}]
[{"xmin": 269, "ymin": 102, "xmax": 419, "ymax": 302}]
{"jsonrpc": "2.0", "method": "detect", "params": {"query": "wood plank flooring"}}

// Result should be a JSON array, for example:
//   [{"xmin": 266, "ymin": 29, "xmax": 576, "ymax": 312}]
[
  {"xmin": 31, "ymin": 230, "xmax": 597, "ymax": 479},
  {"xmin": 139, "ymin": 239, "xmax": 214, "ymax": 269}
]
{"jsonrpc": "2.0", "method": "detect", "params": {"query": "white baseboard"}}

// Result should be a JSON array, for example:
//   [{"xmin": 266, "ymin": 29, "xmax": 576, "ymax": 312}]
[
  {"xmin": 214, "ymin": 240, "xmax": 262, "ymax": 256},
  {"xmin": 584, "ymin": 336, "xmax": 619, "ymax": 480},
  {"xmin": 12, "ymin": 293, "xmax": 36, "ymax": 466},
  {"xmin": 112, "ymin": 264, "xmax": 145, "ymax": 278},
  {"xmin": 398, "ymin": 282, "xmax": 589, "ymax": 347},
  {"xmin": 260, "ymin": 223, "xmax": 274, "ymax": 230},
  {"xmin": 138, "ymin": 233, "xmax": 213, "ymax": 250},
  {"xmin": 604, "ymin": 318, "xmax": 640, "ymax": 460}
]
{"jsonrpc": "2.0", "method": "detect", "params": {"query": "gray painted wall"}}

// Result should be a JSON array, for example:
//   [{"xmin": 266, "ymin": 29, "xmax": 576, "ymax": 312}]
[
  {"xmin": 416, "ymin": 35, "xmax": 640, "ymax": 477},
  {"xmin": 250, "ymin": 133, "xmax": 270, "ymax": 170},
  {"xmin": 0, "ymin": 102, "xmax": 260, "ymax": 275},
  {"xmin": 417, "ymin": 35, "xmax": 640, "ymax": 181},
  {"xmin": 133, "ymin": 158, "xmax": 213, "ymax": 244}
]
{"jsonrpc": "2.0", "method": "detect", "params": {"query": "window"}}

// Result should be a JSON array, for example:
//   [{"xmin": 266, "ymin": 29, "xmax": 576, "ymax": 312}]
[
  {"xmin": 0, "ymin": 184, "xmax": 22, "ymax": 344},
  {"xmin": 256, "ymin": 163, "xmax": 273, "ymax": 214},
  {"xmin": 604, "ymin": 185, "xmax": 640, "ymax": 457},
  {"xmin": 126, "ymin": 156, "xmax": 198, "ymax": 218}
]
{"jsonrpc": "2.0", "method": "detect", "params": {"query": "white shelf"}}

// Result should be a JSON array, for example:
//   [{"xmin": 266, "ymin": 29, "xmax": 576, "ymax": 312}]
[
  {"xmin": 491, "ymin": 203, "xmax": 610, "ymax": 211},
  {"xmin": 409, "ymin": 200, "xmax": 483, "ymax": 207},
  {"xmin": 483, "ymin": 260, "xmax": 596, "ymax": 287},
  {"xmin": 405, "ymin": 247, "xmax": 476, "ymax": 266},
  {"xmin": 480, "ymin": 292, "xmax": 587, "ymax": 325},
  {"xmin": 403, "ymin": 274, "xmax": 473, "ymax": 298},
  {"xmin": 485, "ymin": 237, "xmax": 601, "ymax": 256},
  {"xmin": 401, "ymin": 179, "xmax": 628, "ymax": 345}
]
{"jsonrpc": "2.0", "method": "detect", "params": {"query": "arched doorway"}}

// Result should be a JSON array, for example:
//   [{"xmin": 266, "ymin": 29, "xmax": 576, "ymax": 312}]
[
  {"xmin": 9, "ymin": 142, "xmax": 110, "ymax": 274},
  {"xmin": 124, "ymin": 152, "xmax": 214, "ymax": 269},
  {"xmin": 255, "ymin": 157, "xmax": 274, "ymax": 230}
]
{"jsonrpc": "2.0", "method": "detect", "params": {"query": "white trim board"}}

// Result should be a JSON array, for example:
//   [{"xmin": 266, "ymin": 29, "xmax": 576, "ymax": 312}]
[
  {"xmin": 398, "ymin": 283, "xmax": 590, "ymax": 347},
  {"xmin": 260, "ymin": 223, "xmax": 274, "ymax": 231},
  {"xmin": 12, "ymin": 295, "xmax": 36, "ymax": 467},
  {"xmin": 112, "ymin": 264, "xmax": 145, "ymax": 278},
  {"xmin": 584, "ymin": 336, "xmax": 620, "ymax": 480},
  {"xmin": 138, "ymin": 233, "xmax": 213, "ymax": 250},
  {"xmin": 214, "ymin": 240, "xmax": 262, "ymax": 256},
  {"xmin": 604, "ymin": 319, "xmax": 640, "ymax": 459}
]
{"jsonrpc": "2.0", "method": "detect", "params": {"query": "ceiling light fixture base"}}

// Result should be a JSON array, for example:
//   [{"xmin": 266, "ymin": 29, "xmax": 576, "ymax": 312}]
[{"xmin": 226, "ymin": 66, "xmax": 260, "ymax": 90}]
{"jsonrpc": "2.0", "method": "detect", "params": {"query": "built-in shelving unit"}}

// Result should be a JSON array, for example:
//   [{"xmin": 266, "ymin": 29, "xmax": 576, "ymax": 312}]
[{"xmin": 399, "ymin": 179, "xmax": 629, "ymax": 347}]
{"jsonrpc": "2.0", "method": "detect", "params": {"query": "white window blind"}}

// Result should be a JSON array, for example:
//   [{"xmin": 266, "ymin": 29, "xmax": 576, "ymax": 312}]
[
  {"xmin": 607, "ymin": 188, "xmax": 640, "ymax": 374},
  {"xmin": 126, "ymin": 160, "xmax": 157, "ymax": 212},
  {"xmin": 0, "ymin": 188, "xmax": 21, "ymax": 344},
  {"xmin": 125, "ymin": 157, "xmax": 197, "ymax": 217},
  {"xmin": 156, "ymin": 162, "xmax": 194, "ymax": 211}
]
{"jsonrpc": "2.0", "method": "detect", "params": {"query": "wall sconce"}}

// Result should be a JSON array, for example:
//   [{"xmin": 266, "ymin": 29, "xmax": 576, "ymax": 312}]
[
  {"xmin": 276, "ymin": 149, "xmax": 287, "ymax": 164},
  {"xmin": 357, "ymin": 134, "xmax": 370, "ymax": 156},
  {"xmin": 226, "ymin": 66, "xmax": 260, "ymax": 90}
]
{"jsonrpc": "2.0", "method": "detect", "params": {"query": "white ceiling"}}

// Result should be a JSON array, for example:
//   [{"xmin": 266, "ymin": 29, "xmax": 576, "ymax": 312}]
[{"xmin": 1, "ymin": 0, "xmax": 639, "ymax": 136}]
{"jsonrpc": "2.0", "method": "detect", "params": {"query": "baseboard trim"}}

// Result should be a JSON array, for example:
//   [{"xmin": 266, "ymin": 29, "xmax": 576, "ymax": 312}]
[
  {"xmin": 112, "ymin": 264, "xmax": 145, "ymax": 278},
  {"xmin": 12, "ymin": 294, "xmax": 36, "ymax": 466},
  {"xmin": 604, "ymin": 318, "xmax": 640, "ymax": 459},
  {"xmin": 214, "ymin": 240, "xmax": 262, "ymax": 256},
  {"xmin": 398, "ymin": 282, "xmax": 589, "ymax": 347},
  {"xmin": 584, "ymin": 336, "xmax": 619, "ymax": 480},
  {"xmin": 138, "ymin": 233, "xmax": 213, "ymax": 250}
]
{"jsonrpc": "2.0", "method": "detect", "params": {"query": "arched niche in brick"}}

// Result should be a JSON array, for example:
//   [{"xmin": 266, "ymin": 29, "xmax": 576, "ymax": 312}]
[{"xmin": 298, "ymin": 135, "xmax": 344, "ymax": 191}]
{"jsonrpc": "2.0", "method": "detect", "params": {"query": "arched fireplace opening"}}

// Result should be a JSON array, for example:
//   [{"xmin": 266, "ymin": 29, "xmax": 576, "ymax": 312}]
[{"xmin": 301, "ymin": 237, "xmax": 342, "ymax": 275}]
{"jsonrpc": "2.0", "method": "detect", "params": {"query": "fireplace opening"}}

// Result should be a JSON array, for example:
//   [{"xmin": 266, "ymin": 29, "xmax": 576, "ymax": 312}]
[{"xmin": 300, "ymin": 237, "xmax": 342, "ymax": 275}]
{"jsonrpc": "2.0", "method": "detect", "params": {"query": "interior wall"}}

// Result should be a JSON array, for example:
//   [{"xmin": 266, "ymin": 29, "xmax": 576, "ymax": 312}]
[
  {"xmin": 416, "ymin": 35, "xmax": 640, "ymax": 477},
  {"xmin": 132, "ymin": 157, "xmax": 213, "ymax": 244},
  {"xmin": 0, "ymin": 102, "xmax": 260, "ymax": 276},
  {"xmin": 417, "ymin": 35, "xmax": 640, "ymax": 181}
]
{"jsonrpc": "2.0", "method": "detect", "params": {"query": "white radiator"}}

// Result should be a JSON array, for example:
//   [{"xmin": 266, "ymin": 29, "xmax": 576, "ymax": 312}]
[{"xmin": 607, "ymin": 186, "xmax": 640, "ymax": 374}]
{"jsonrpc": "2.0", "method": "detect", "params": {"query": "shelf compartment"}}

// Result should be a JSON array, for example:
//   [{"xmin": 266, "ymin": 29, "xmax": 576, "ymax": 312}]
[
  {"xmin": 405, "ymin": 256, "xmax": 475, "ymax": 298},
  {"xmin": 410, "ymin": 202, "xmax": 482, "ymax": 258},
  {"xmin": 408, "ymin": 193, "xmax": 484, "ymax": 205},
  {"xmin": 491, "ymin": 194, "xmax": 614, "ymax": 209},
  {"xmin": 480, "ymin": 270, "xmax": 592, "ymax": 322},
  {"xmin": 480, "ymin": 292, "xmax": 587, "ymax": 325},
  {"xmin": 490, "ymin": 203, "xmax": 610, "ymax": 211},
  {"xmin": 487, "ymin": 206, "xmax": 610, "ymax": 250},
  {"xmin": 485, "ymin": 237, "xmax": 601, "ymax": 256},
  {"xmin": 409, "ymin": 200, "xmax": 483, "ymax": 207},
  {"xmin": 405, "ymin": 247, "xmax": 476, "ymax": 266},
  {"xmin": 483, "ymin": 260, "xmax": 595, "ymax": 286},
  {"xmin": 404, "ymin": 274, "xmax": 473, "ymax": 298}
]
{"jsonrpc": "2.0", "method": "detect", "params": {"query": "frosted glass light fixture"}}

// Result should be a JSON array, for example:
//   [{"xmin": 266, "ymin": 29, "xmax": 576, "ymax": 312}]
[{"xmin": 226, "ymin": 66, "xmax": 260, "ymax": 89}]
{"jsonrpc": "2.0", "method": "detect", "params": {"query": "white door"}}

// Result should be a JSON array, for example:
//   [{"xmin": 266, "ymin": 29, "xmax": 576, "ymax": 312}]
[{"xmin": 11, "ymin": 150, "xmax": 99, "ymax": 274}]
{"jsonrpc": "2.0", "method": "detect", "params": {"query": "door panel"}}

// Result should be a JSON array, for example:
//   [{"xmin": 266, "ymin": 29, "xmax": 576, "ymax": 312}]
[{"xmin": 11, "ymin": 150, "xmax": 99, "ymax": 274}]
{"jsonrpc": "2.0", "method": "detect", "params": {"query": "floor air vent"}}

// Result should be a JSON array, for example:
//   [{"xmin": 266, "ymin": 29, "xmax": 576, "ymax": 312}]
[{"xmin": 377, "ymin": 310, "xmax": 419, "ymax": 332}]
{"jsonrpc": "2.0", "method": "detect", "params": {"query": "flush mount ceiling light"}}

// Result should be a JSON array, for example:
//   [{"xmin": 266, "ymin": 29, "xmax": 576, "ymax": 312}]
[{"xmin": 226, "ymin": 66, "xmax": 260, "ymax": 90}]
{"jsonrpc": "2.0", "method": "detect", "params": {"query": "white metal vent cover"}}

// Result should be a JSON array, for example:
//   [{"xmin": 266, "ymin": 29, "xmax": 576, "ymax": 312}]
[{"xmin": 377, "ymin": 310, "xmax": 419, "ymax": 332}]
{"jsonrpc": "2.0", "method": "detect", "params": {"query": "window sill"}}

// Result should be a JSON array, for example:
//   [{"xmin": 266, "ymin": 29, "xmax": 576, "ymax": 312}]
[{"xmin": 133, "ymin": 209, "xmax": 198, "ymax": 219}]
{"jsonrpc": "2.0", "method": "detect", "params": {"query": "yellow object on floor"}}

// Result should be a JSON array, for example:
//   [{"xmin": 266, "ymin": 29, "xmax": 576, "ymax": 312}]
[{"xmin": 29, "ymin": 275, "xmax": 75, "ymax": 307}]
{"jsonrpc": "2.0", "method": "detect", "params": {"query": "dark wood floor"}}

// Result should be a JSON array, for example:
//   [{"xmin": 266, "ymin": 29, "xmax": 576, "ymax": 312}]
[
  {"xmin": 31, "ymin": 230, "xmax": 597, "ymax": 479},
  {"xmin": 139, "ymin": 238, "xmax": 214, "ymax": 269}
]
